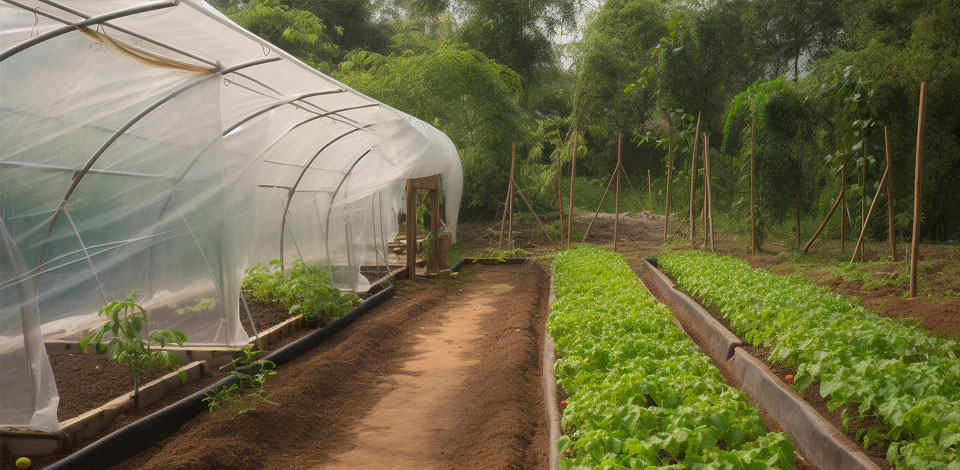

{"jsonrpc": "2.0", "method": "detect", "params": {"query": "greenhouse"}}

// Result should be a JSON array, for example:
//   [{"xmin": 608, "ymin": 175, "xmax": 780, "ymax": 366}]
[{"xmin": 0, "ymin": 0, "xmax": 462, "ymax": 432}]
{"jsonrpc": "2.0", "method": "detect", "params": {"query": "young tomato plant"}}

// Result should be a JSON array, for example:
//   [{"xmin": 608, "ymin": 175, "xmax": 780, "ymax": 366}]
[
  {"xmin": 203, "ymin": 347, "xmax": 277, "ymax": 414},
  {"xmin": 79, "ymin": 290, "xmax": 188, "ymax": 404}
]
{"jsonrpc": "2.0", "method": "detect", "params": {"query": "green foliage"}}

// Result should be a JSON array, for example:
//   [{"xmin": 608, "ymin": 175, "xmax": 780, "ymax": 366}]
[
  {"xmin": 660, "ymin": 250, "xmax": 960, "ymax": 467},
  {"xmin": 549, "ymin": 246, "xmax": 795, "ymax": 468},
  {"xmin": 203, "ymin": 347, "xmax": 278, "ymax": 414},
  {"xmin": 79, "ymin": 291, "xmax": 188, "ymax": 402},
  {"xmin": 223, "ymin": 0, "xmax": 340, "ymax": 72},
  {"xmin": 336, "ymin": 44, "xmax": 526, "ymax": 217},
  {"xmin": 470, "ymin": 247, "xmax": 524, "ymax": 263},
  {"xmin": 242, "ymin": 259, "xmax": 360, "ymax": 321}
]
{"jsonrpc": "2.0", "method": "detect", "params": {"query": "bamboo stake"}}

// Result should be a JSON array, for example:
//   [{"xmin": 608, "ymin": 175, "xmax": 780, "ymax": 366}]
[
  {"xmin": 507, "ymin": 142, "xmax": 516, "ymax": 248},
  {"xmin": 802, "ymin": 190, "xmax": 844, "ymax": 253},
  {"xmin": 910, "ymin": 81, "xmax": 927, "ymax": 298},
  {"xmin": 860, "ymin": 174, "xmax": 866, "ymax": 261},
  {"xmin": 512, "ymin": 180, "xmax": 560, "ymax": 252},
  {"xmin": 672, "ymin": 215, "xmax": 687, "ymax": 237},
  {"xmin": 615, "ymin": 132, "xmax": 622, "ymax": 252},
  {"xmin": 751, "ymin": 117, "xmax": 756, "ymax": 254},
  {"xmin": 664, "ymin": 128, "xmax": 674, "ymax": 242},
  {"xmin": 555, "ymin": 149, "xmax": 564, "ymax": 249},
  {"xmin": 884, "ymin": 126, "xmax": 897, "ymax": 261},
  {"xmin": 796, "ymin": 181, "xmax": 801, "ymax": 249},
  {"xmin": 840, "ymin": 165, "xmax": 845, "ymax": 252},
  {"xmin": 580, "ymin": 165, "xmax": 619, "ymax": 244},
  {"xmin": 705, "ymin": 133, "xmax": 714, "ymax": 252},
  {"xmin": 689, "ymin": 111, "xmax": 702, "ymax": 241},
  {"xmin": 567, "ymin": 132, "xmax": 577, "ymax": 250},
  {"xmin": 851, "ymin": 166, "xmax": 890, "ymax": 263},
  {"xmin": 497, "ymin": 176, "xmax": 510, "ymax": 249},
  {"xmin": 702, "ymin": 132, "xmax": 708, "ymax": 249}
]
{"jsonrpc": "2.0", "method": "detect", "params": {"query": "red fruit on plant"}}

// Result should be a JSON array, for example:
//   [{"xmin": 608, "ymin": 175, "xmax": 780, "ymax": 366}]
[
  {"xmin": 785, "ymin": 374, "xmax": 794, "ymax": 381},
  {"xmin": 560, "ymin": 400, "xmax": 568, "ymax": 406}
]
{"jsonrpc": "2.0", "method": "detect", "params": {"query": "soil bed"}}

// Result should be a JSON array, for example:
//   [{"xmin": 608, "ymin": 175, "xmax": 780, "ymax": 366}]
[
  {"xmin": 240, "ymin": 298, "xmax": 291, "ymax": 337},
  {"xmin": 636, "ymin": 264, "xmax": 892, "ymax": 470},
  {"xmin": 106, "ymin": 262, "xmax": 549, "ymax": 470}
]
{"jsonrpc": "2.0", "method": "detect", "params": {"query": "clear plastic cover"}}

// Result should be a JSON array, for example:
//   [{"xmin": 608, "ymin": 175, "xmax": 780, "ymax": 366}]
[{"xmin": 0, "ymin": 0, "xmax": 462, "ymax": 430}]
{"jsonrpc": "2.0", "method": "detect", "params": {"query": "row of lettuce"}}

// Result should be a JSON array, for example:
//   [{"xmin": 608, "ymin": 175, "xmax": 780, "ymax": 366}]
[
  {"xmin": 548, "ymin": 246, "xmax": 796, "ymax": 469},
  {"xmin": 659, "ymin": 250, "xmax": 960, "ymax": 469}
]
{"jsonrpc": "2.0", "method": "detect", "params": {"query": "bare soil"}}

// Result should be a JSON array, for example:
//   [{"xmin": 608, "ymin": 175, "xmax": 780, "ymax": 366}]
[
  {"xmin": 108, "ymin": 262, "xmax": 549, "ymax": 470},
  {"xmin": 50, "ymin": 353, "xmax": 171, "ymax": 421}
]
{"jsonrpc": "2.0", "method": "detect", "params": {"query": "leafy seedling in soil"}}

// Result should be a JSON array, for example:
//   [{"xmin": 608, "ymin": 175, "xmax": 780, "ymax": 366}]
[
  {"xmin": 79, "ymin": 290, "xmax": 187, "ymax": 406},
  {"xmin": 203, "ymin": 347, "xmax": 277, "ymax": 414}
]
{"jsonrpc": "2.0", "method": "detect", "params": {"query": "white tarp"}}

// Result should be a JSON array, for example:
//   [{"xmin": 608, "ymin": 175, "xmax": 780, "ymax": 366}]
[{"xmin": 0, "ymin": 0, "xmax": 462, "ymax": 431}]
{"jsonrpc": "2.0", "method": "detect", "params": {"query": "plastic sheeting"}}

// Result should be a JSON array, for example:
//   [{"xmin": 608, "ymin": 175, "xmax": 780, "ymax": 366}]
[{"xmin": 0, "ymin": 0, "xmax": 462, "ymax": 431}]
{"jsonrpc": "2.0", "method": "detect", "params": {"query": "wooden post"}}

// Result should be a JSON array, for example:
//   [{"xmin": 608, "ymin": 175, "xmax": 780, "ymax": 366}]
[
  {"xmin": 910, "ymin": 81, "xmax": 927, "ymax": 298},
  {"xmin": 689, "ymin": 111, "xmax": 702, "ymax": 241},
  {"xmin": 664, "ymin": 128, "xmax": 674, "ymax": 242},
  {"xmin": 506, "ymin": 142, "xmax": 516, "ymax": 248},
  {"xmin": 840, "ymin": 165, "xmax": 846, "ymax": 252},
  {"xmin": 704, "ymin": 133, "xmax": 714, "ymax": 252},
  {"xmin": 555, "ymin": 149, "xmax": 564, "ymax": 250},
  {"xmin": 567, "ymin": 132, "xmax": 577, "ymax": 249},
  {"xmin": 405, "ymin": 180, "xmax": 416, "ymax": 279},
  {"xmin": 851, "ymin": 167, "xmax": 890, "ymax": 263},
  {"xmin": 796, "ymin": 181, "xmax": 801, "ymax": 249},
  {"xmin": 884, "ymin": 126, "xmax": 897, "ymax": 261},
  {"xmin": 430, "ymin": 187, "xmax": 440, "ymax": 273},
  {"xmin": 702, "ymin": 133, "xmax": 708, "ymax": 249},
  {"xmin": 751, "ymin": 117, "xmax": 756, "ymax": 254},
  {"xmin": 860, "ymin": 174, "xmax": 866, "ymax": 261},
  {"xmin": 647, "ymin": 169, "xmax": 652, "ymax": 212},
  {"xmin": 802, "ymin": 190, "xmax": 844, "ymax": 253},
  {"xmin": 614, "ymin": 132, "xmax": 621, "ymax": 251}
]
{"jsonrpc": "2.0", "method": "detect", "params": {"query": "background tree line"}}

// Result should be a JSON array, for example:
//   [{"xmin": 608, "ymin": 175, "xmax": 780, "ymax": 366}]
[{"xmin": 211, "ymin": 0, "xmax": 960, "ymax": 243}]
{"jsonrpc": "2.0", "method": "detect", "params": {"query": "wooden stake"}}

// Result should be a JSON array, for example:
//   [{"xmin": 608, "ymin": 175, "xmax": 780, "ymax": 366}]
[
  {"xmin": 796, "ymin": 181, "xmax": 801, "ymax": 249},
  {"xmin": 621, "ymin": 167, "xmax": 645, "ymax": 211},
  {"xmin": 705, "ymin": 133, "xmax": 715, "ymax": 252},
  {"xmin": 860, "ymin": 172, "xmax": 866, "ymax": 262},
  {"xmin": 512, "ymin": 180, "xmax": 560, "ymax": 252},
  {"xmin": 507, "ymin": 142, "xmax": 516, "ymax": 248},
  {"xmin": 689, "ymin": 111, "xmax": 702, "ymax": 241},
  {"xmin": 615, "ymin": 132, "xmax": 622, "ymax": 251},
  {"xmin": 751, "ymin": 117, "xmax": 756, "ymax": 254},
  {"xmin": 567, "ymin": 132, "xmax": 577, "ymax": 250},
  {"xmin": 802, "ymin": 190, "xmax": 844, "ymax": 253},
  {"xmin": 851, "ymin": 167, "xmax": 890, "ymax": 263},
  {"xmin": 840, "ymin": 165, "xmax": 846, "ymax": 252},
  {"xmin": 555, "ymin": 149, "xmax": 564, "ymax": 249},
  {"xmin": 672, "ymin": 215, "xmax": 687, "ymax": 237},
  {"xmin": 430, "ymin": 187, "xmax": 440, "ymax": 273},
  {"xmin": 497, "ymin": 182, "xmax": 510, "ymax": 249},
  {"xmin": 664, "ymin": 128, "xmax": 674, "ymax": 242},
  {"xmin": 702, "ymin": 132, "xmax": 708, "ymax": 249},
  {"xmin": 910, "ymin": 81, "xmax": 927, "ymax": 298},
  {"xmin": 580, "ymin": 165, "xmax": 619, "ymax": 244},
  {"xmin": 884, "ymin": 126, "xmax": 897, "ymax": 261},
  {"xmin": 405, "ymin": 180, "xmax": 417, "ymax": 279}
]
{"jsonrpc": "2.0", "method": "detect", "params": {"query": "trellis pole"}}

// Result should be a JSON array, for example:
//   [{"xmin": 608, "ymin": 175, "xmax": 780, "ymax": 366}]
[
  {"xmin": 884, "ymin": 126, "xmax": 897, "ymax": 260},
  {"xmin": 664, "ymin": 128, "xmax": 674, "ymax": 242},
  {"xmin": 910, "ymin": 82, "xmax": 927, "ymax": 298},
  {"xmin": 689, "ymin": 111, "xmax": 702, "ymax": 241},
  {"xmin": 567, "ymin": 132, "xmax": 577, "ymax": 249},
  {"xmin": 751, "ymin": 117, "xmax": 756, "ymax": 254}
]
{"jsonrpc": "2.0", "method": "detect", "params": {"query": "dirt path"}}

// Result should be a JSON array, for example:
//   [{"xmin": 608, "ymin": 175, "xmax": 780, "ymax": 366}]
[{"xmin": 113, "ymin": 263, "xmax": 548, "ymax": 470}]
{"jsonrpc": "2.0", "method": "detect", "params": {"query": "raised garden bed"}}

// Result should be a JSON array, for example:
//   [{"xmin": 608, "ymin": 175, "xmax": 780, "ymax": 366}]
[
  {"xmin": 547, "ymin": 246, "xmax": 797, "ymax": 468},
  {"xmin": 655, "ymin": 250, "xmax": 960, "ymax": 470}
]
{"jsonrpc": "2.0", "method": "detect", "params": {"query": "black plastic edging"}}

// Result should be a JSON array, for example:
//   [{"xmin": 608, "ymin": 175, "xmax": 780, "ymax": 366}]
[
  {"xmin": 47, "ymin": 285, "xmax": 395, "ymax": 470},
  {"xmin": 639, "ymin": 261, "xmax": 879, "ymax": 470}
]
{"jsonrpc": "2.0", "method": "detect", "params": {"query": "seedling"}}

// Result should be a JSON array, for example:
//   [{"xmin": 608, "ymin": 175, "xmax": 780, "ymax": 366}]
[
  {"xmin": 79, "ymin": 290, "xmax": 187, "ymax": 404},
  {"xmin": 203, "ymin": 347, "xmax": 277, "ymax": 414}
]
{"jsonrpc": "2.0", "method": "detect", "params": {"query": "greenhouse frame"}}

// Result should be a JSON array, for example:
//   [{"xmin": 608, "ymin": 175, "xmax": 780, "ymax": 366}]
[{"xmin": 0, "ymin": 0, "xmax": 462, "ymax": 432}]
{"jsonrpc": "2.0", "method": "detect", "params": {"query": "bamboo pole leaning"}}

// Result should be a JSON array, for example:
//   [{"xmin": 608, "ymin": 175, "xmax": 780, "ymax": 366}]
[
  {"xmin": 580, "ymin": 164, "xmax": 619, "ymax": 244},
  {"xmin": 615, "ymin": 132, "xmax": 622, "ymax": 251},
  {"xmin": 555, "ymin": 149, "xmax": 564, "ymax": 249},
  {"xmin": 689, "ymin": 111, "xmax": 702, "ymax": 241},
  {"xmin": 751, "ymin": 118, "xmax": 756, "ymax": 254},
  {"xmin": 511, "ymin": 179, "xmax": 559, "ymax": 252},
  {"xmin": 567, "ymin": 132, "xmax": 578, "ymax": 250},
  {"xmin": 664, "ymin": 128, "xmax": 674, "ymax": 243},
  {"xmin": 910, "ymin": 81, "xmax": 928, "ymax": 298},
  {"xmin": 802, "ymin": 190, "xmax": 844, "ymax": 253},
  {"xmin": 885, "ymin": 126, "xmax": 897, "ymax": 260},
  {"xmin": 850, "ymin": 166, "xmax": 891, "ymax": 263},
  {"xmin": 498, "ymin": 143, "xmax": 517, "ymax": 249},
  {"xmin": 704, "ymin": 133, "xmax": 715, "ymax": 252}
]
